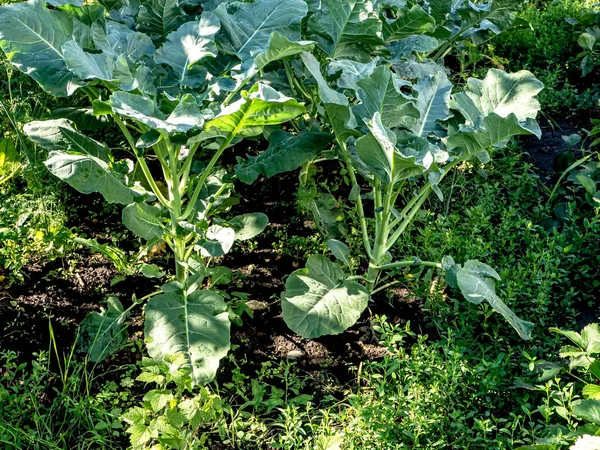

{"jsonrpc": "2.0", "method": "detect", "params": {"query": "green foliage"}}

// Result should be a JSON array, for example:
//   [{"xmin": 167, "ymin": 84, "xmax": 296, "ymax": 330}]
[
  {"xmin": 0, "ymin": 349, "xmax": 132, "ymax": 449},
  {"xmin": 492, "ymin": 0, "xmax": 599, "ymax": 114}
]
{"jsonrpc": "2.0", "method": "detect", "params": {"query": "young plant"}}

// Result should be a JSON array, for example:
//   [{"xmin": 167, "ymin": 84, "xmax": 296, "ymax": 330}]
[{"xmin": 0, "ymin": 0, "xmax": 308, "ymax": 383}]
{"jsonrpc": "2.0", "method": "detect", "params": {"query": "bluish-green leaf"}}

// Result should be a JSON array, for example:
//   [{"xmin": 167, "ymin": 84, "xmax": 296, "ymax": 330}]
[
  {"xmin": 122, "ymin": 202, "xmax": 164, "ymax": 241},
  {"xmin": 145, "ymin": 288, "xmax": 230, "ymax": 385},
  {"xmin": 282, "ymin": 255, "xmax": 370, "ymax": 338},
  {"xmin": 234, "ymin": 130, "xmax": 333, "ymax": 184},
  {"xmin": 154, "ymin": 12, "xmax": 220, "ymax": 88},
  {"xmin": 307, "ymin": 0, "xmax": 383, "ymax": 62},
  {"xmin": 0, "ymin": 0, "xmax": 83, "ymax": 96}
]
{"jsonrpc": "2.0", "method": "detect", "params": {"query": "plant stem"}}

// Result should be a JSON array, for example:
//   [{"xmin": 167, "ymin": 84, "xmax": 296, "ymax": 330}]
[
  {"xmin": 113, "ymin": 116, "xmax": 170, "ymax": 207},
  {"xmin": 181, "ymin": 133, "xmax": 237, "ymax": 221},
  {"xmin": 334, "ymin": 137, "xmax": 373, "ymax": 258}
]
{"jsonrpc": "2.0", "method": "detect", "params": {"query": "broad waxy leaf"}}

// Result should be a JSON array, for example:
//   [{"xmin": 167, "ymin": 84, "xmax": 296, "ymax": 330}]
[
  {"xmin": 138, "ymin": 0, "xmax": 185, "ymax": 42},
  {"xmin": 198, "ymin": 225, "xmax": 235, "ymax": 257},
  {"xmin": 201, "ymin": 83, "xmax": 305, "ymax": 141},
  {"xmin": 0, "ymin": 0, "xmax": 83, "ymax": 96},
  {"xmin": 282, "ymin": 255, "xmax": 370, "ymax": 338},
  {"xmin": 228, "ymin": 213, "xmax": 269, "ymax": 241},
  {"xmin": 62, "ymin": 40, "xmax": 115, "ymax": 81},
  {"xmin": 329, "ymin": 58, "xmax": 379, "ymax": 91},
  {"xmin": 44, "ymin": 151, "xmax": 144, "ymax": 204},
  {"xmin": 24, "ymin": 118, "xmax": 145, "ymax": 204},
  {"xmin": 356, "ymin": 113, "xmax": 432, "ymax": 184},
  {"xmin": 381, "ymin": 4, "xmax": 435, "ymax": 42},
  {"xmin": 573, "ymin": 399, "xmax": 600, "ymax": 426},
  {"xmin": 354, "ymin": 65, "xmax": 419, "ymax": 129},
  {"xmin": 412, "ymin": 71, "xmax": 453, "ymax": 137},
  {"xmin": 122, "ymin": 202, "xmax": 164, "ymax": 241},
  {"xmin": 254, "ymin": 33, "xmax": 315, "ymax": 71},
  {"xmin": 23, "ymin": 119, "xmax": 110, "ymax": 162},
  {"xmin": 301, "ymin": 52, "xmax": 348, "ymax": 106},
  {"xmin": 235, "ymin": 130, "xmax": 333, "ymax": 184},
  {"xmin": 145, "ymin": 288, "xmax": 230, "ymax": 385},
  {"xmin": 154, "ymin": 12, "xmax": 220, "ymax": 88},
  {"xmin": 109, "ymin": 92, "xmax": 204, "ymax": 133},
  {"xmin": 451, "ymin": 69, "xmax": 543, "ymax": 127},
  {"xmin": 452, "ymin": 259, "xmax": 533, "ymax": 340},
  {"xmin": 308, "ymin": 0, "xmax": 383, "ymax": 62},
  {"xmin": 79, "ymin": 297, "xmax": 128, "ymax": 362},
  {"xmin": 214, "ymin": 0, "xmax": 307, "ymax": 63},
  {"xmin": 327, "ymin": 239, "xmax": 351, "ymax": 266}
]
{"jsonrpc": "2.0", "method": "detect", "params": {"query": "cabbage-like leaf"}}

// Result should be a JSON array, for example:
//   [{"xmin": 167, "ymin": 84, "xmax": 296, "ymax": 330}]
[
  {"xmin": 573, "ymin": 400, "xmax": 600, "ymax": 426},
  {"xmin": 200, "ymin": 83, "xmax": 305, "ymax": 142},
  {"xmin": 451, "ymin": 69, "xmax": 543, "ymax": 127},
  {"xmin": 254, "ymin": 33, "xmax": 315, "ymax": 71},
  {"xmin": 214, "ymin": 0, "xmax": 307, "ymax": 63},
  {"xmin": 301, "ymin": 52, "xmax": 348, "ymax": 106},
  {"xmin": 282, "ymin": 255, "xmax": 370, "ymax": 338},
  {"xmin": 356, "ymin": 113, "xmax": 431, "ymax": 184},
  {"xmin": 307, "ymin": 0, "xmax": 383, "ymax": 62},
  {"xmin": 44, "ymin": 152, "xmax": 144, "ymax": 204},
  {"xmin": 122, "ymin": 202, "xmax": 164, "ymax": 240},
  {"xmin": 154, "ymin": 12, "xmax": 220, "ymax": 88},
  {"xmin": 137, "ymin": 0, "xmax": 185, "ymax": 42},
  {"xmin": 354, "ymin": 65, "xmax": 419, "ymax": 129},
  {"xmin": 381, "ymin": 4, "xmax": 435, "ymax": 42},
  {"xmin": 92, "ymin": 20, "xmax": 156, "ymax": 62},
  {"xmin": 228, "ymin": 213, "xmax": 269, "ymax": 241},
  {"xmin": 412, "ymin": 71, "xmax": 452, "ymax": 137},
  {"xmin": 234, "ymin": 130, "xmax": 333, "ymax": 184},
  {"xmin": 145, "ymin": 287, "xmax": 230, "ymax": 385},
  {"xmin": 62, "ymin": 40, "xmax": 115, "ymax": 81},
  {"xmin": 198, "ymin": 225, "xmax": 235, "ymax": 257},
  {"xmin": 447, "ymin": 259, "xmax": 533, "ymax": 340},
  {"xmin": 109, "ymin": 92, "xmax": 204, "ymax": 133},
  {"xmin": 327, "ymin": 239, "xmax": 351, "ymax": 266},
  {"xmin": 78, "ymin": 297, "xmax": 129, "ymax": 362},
  {"xmin": 388, "ymin": 35, "xmax": 439, "ymax": 57},
  {"xmin": 24, "ymin": 119, "xmax": 110, "ymax": 162},
  {"xmin": 0, "ymin": 0, "xmax": 83, "ymax": 96},
  {"xmin": 447, "ymin": 113, "xmax": 541, "ymax": 154},
  {"xmin": 329, "ymin": 58, "xmax": 379, "ymax": 91}
]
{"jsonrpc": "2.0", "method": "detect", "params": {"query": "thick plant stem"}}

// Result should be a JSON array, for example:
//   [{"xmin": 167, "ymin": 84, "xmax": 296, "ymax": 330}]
[{"xmin": 365, "ymin": 181, "xmax": 394, "ymax": 293}]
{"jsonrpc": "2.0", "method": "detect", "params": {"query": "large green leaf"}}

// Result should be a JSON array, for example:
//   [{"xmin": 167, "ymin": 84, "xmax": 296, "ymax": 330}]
[
  {"xmin": 214, "ymin": 0, "xmax": 307, "ymax": 63},
  {"xmin": 412, "ymin": 71, "xmax": 452, "ymax": 137},
  {"xmin": 254, "ymin": 32, "xmax": 315, "ymax": 71},
  {"xmin": 451, "ymin": 69, "xmax": 543, "ymax": 127},
  {"xmin": 573, "ymin": 399, "xmax": 600, "ymax": 426},
  {"xmin": 301, "ymin": 52, "xmax": 348, "ymax": 106},
  {"xmin": 109, "ymin": 92, "xmax": 204, "ymax": 133},
  {"xmin": 44, "ymin": 151, "xmax": 144, "ymax": 204},
  {"xmin": 307, "ymin": 0, "xmax": 383, "ymax": 62},
  {"xmin": 228, "ymin": 213, "xmax": 269, "ymax": 241},
  {"xmin": 200, "ymin": 83, "xmax": 305, "ymax": 141},
  {"xmin": 137, "ymin": 0, "xmax": 185, "ymax": 42},
  {"xmin": 23, "ymin": 119, "xmax": 110, "ymax": 162},
  {"xmin": 145, "ymin": 286, "xmax": 230, "ymax": 385},
  {"xmin": 449, "ymin": 259, "xmax": 533, "ymax": 340},
  {"xmin": 78, "ymin": 297, "xmax": 129, "ymax": 362},
  {"xmin": 154, "ymin": 12, "xmax": 220, "ymax": 88},
  {"xmin": 0, "ymin": 0, "xmax": 83, "ymax": 96},
  {"xmin": 234, "ymin": 130, "xmax": 333, "ymax": 184},
  {"xmin": 198, "ymin": 225, "xmax": 235, "ymax": 257},
  {"xmin": 282, "ymin": 255, "xmax": 370, "ymax": 338},
  {"xmin": 355, "ymin": 113, "xmax": 431, "ymax": 184},
  {"xmin": 122, "ymin": 202, "xmax": 164, "ymax": 241},
  {"xmin": 354, "ymin": 65, "xmax": 419, "ymax": 129},
  {"xmin": 381, "ymin": 4, "xmax": 435, "ymax": 42},
  {"xmin": 25, "ymin": 120, "xmax": 143, "ymax": 204},
  {"xmin": 447, "ymin": 112, "xmax": 541, "ymax": 155},
  {"xmin": 62, "ymin": 40, "xmax": 115, "ymax": 81}
]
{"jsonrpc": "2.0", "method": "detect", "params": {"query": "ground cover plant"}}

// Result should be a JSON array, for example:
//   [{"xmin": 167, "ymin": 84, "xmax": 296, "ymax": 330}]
[{"xmin": 0, "ymin": 0, "xmax": 599, "ymax": 448}]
